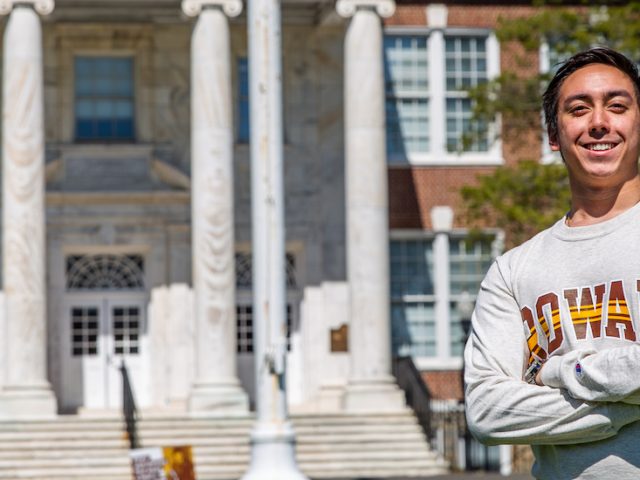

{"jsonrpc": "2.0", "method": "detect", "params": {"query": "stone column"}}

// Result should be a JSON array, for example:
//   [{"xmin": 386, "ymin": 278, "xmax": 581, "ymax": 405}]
[
  {"xmin": 0, "ymin": 0, "xmax": 57, "ymax": 418},
  {"xmin": 337, "ymin": 0, "xmax": 405, "ymax": 412},
  {"xmin": 182, "ymin": 0, "xmax": 248, "ymax": 413}
]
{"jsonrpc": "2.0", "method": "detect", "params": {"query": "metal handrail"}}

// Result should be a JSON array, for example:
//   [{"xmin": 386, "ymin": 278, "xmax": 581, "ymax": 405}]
[
  {"xmin": 392, "ymin": 355, "xmax": 433, "ymax": 440},
  {"xmin": 120, "ymin": 360, "xmax": 139, "ymax": 450}
]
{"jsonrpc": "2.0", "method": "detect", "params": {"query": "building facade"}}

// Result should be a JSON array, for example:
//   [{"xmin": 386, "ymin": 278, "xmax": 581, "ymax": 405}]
[{"xmin": 0, "ymin": 0, "xmax": 554, "ymax": 429}]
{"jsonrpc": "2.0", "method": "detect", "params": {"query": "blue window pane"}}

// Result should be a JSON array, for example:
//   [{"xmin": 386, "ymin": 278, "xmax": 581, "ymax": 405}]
[
  {"xmin": 112, "ymin": 78, "xmax": 132, "ymax": 96},
  {"xmin": 76, "ymin": 77, "xmax": 93, "ymax": 96},
  {"xmin": 111, "ymin": 58, "xmax": 132, "ymax": 76},
  {"xmin": 75, "ymin": 99, "xmax": 93, "ymax": 118},
  {"xmin": 238, "ymin": 57, "xmax": 250, "ymax": 143},
  {"xmin": 96, "ymin": 120, "xmax": 114, "ymax": 138},
  {"xmin": 239, "ymin": 102, "xmax": 250, "ymax": 143},
  {"xmin": 383, "ymin": 36, "xmax": 396, "ymax": 49},
  {"xmin": 76, "ymin": 120, "xmax": 94, "ymax": 139},
  {"xmin": 75, "ymin": 58, "xmax": 92, "ymax": 76},
  {"xmin": 74, "ymin": 56, "xmax": 134, "ymax": 141},
  {"xmin": 383, "ymin": 34, "xmax": 429, "ymax": 157},
  {"xmin": 94, "ymin": 77, "xmax": 113, "ymax": 96},
  {"xmin": 115, "ymin": 119, "xmax": 134, "ymax": 139},
  {"xmin": 95, "ymin": 100, "xmax": 114, "ymax": 118},
  {"xmin": 114, "ymin": 100, "xmax": 133, "ymax": 118},
  {"xmin": 94, "ymin": 58, "xmax": 113, "ymax": 76}
]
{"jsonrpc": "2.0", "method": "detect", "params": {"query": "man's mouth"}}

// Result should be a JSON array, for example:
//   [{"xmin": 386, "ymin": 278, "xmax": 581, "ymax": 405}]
[{"xmin": 584, "ymin": 143, "xmax": 616, "ymax": 151}]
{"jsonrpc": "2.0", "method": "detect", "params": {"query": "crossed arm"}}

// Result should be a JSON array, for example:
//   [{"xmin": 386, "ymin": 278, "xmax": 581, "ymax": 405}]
[
  {"xmin": 538, "ymin": 344, "xmax": 640, "ymax": 404},
  {"xmin": 464, "ymin": 260, "xmax": 640, "ymax": 446}
]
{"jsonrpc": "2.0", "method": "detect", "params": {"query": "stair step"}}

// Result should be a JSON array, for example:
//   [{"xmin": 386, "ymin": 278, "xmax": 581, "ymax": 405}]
[{"xmin": 0, "ymin": 411, "xmax": 447, "ymax": 479}]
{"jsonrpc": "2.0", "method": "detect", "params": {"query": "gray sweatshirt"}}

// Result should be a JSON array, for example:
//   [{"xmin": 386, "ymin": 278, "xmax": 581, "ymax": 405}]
[{"xmin": 464, "ymin": 201, "xmax": 640, "ymax": 480}]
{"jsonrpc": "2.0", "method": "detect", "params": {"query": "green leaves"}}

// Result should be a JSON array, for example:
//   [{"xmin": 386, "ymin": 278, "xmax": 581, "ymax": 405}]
[{"xmin": 461, "ymin": 161, "xmax": 571, "ymax": 249}]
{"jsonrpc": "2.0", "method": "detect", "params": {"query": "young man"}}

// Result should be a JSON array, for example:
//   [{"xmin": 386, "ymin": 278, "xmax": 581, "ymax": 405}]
[{"xmin": 464, "ymin": 47, "xmax": 640, "ymax": 479}]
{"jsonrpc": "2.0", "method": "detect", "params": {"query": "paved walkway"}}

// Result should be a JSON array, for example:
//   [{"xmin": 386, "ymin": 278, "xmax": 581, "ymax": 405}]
[
  {"xmin": 425, "ymin": 473, "xmax": 533, "ymax": 479},
  {"xmin": 325, "ymin": 473, "xmax": 534, "ymax": 480},
  {"xmin": 379, "ymin": 474, "xmax": 533, "ymax": 480}
]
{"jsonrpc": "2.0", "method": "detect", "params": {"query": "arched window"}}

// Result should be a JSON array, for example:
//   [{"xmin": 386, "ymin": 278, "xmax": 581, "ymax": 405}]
[{"xmin": 66, "ymin": 254, "xmax": 145, "ymax": 291}]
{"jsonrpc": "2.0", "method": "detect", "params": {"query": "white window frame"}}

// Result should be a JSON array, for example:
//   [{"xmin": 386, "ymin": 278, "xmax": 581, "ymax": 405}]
[
  {"xmin": 384, "ymin": 27, "xmax": 502, "ymax": 166},
  {"xmin": 390, "ymin": 229, "xmax": 502, "ymax": 371}
]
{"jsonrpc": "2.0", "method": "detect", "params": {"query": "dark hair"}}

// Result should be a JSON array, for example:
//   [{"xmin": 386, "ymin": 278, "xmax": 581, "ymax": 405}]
[{"xmin": 542, "ymin": 47, "xmax": 640, "ymax": 140}]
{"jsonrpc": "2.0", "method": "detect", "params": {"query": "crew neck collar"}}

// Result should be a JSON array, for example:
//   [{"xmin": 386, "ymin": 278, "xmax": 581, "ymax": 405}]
[{"xmin": 552, "ymin": 199, "xmax": 640, "ymax": 241}]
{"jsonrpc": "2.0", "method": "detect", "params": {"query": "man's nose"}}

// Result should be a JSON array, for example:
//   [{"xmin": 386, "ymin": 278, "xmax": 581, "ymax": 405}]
[{"xmin": 589, "ymin": 109, "xmax": 610, "ymax": 136}]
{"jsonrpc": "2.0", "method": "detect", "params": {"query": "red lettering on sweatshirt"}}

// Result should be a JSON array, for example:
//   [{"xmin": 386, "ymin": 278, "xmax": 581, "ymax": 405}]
[
  {"xmin": 536, "ymin": 293, "xmax": 564, "ymax": 354},
  {"xmin": 605, "ymin": 280, "xmax": 637, "ymax": 341},
  {"xmin": 522, "ymin": 306, "xmax": 547, "ymax": 363},
  {"xmin": 564, "ymin": 285, "xmax": 605, "ymax": 340}
]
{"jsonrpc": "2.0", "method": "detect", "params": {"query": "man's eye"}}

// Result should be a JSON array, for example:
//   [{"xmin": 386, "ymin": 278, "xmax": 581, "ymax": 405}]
[
  {"xmin": 610, "ymin": 103, "xmax": 627, "ymax": 111},
  {"xmin": 569, "ymin": 105, "xmax": 588, "ymax": 115}
]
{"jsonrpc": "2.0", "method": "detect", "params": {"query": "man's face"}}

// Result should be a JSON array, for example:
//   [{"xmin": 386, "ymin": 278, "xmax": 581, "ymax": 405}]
[{"xmin": 550, "ymin": 63, "xmax": 640, "ymax": 191}]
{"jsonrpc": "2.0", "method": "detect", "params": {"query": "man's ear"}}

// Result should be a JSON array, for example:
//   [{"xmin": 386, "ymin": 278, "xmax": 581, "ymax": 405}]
[{"xmin": 549, "ymin": 131, "xmax": 560, "ymax": 151}]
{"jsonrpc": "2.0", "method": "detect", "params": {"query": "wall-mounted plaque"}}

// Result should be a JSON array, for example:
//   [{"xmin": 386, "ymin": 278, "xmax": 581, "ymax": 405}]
[{"xmin": 330, "ymin": 324, "xmax": 348, "ymax": 352}]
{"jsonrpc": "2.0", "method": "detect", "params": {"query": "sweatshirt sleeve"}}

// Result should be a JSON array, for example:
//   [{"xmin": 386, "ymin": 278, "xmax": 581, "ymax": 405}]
[
  {"xmin": 464, "ymin": 259, "xmax": 640, "ymax": 446},
  {"xmin": 540, "ymin": 345, "xmax": 640, "ymax": 404}
]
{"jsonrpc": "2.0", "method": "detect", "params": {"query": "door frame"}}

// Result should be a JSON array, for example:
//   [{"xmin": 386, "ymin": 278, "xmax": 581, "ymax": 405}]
[{"xmin": 60, "ymin": 291, "xmax": 149, "ymax": 412}]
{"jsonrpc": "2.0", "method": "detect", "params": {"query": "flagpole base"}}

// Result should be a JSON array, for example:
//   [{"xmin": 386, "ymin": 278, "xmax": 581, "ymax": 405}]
[{"xmin": 239, "ymin": 422, "xmax": 308, "ymax": 480}]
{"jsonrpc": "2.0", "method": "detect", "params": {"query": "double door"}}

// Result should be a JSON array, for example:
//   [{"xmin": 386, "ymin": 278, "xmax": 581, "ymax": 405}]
[{"xmin": 62, "ymin": 294, "xmax": 149, "ymax": 411}]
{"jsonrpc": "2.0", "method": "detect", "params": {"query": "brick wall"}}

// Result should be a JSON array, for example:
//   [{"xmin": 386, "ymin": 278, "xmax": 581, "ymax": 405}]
[
  {"xmin": 421, "ymin": 370, "xmax": 464, "ymax": 401},
  {"xmin": 388, "ymin": 166, "xmax": 495, "ymax": 229}
]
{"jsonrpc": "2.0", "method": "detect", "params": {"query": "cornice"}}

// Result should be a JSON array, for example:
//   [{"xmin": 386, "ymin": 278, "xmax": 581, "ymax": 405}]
[
  {"xmin": 336, "ymin": 0, "xmax": 395, "ymax": 18},
  {"xmin": 181, "ymin": 0, "xmax": 242, "ymax": 18},
  {"xmin": 0, "ymin": 0, "xmax": 54, "ymax": 15}
]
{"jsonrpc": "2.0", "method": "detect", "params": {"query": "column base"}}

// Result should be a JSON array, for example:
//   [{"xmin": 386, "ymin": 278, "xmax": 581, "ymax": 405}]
[
  {"xmin": 240, "ymin": 422, "xmax": 308, "ymax": 480},
  {"xmin": 188, "ymin": 380, "xmax": 249, "ymax": 414},
  {"xmin": 343, "ymin": 376, "xmax": 407, "ymax": 413},
  {"xmin": 316, "ymin": 381, "xmax": 346, "ymax": 412},
  {"xmin": 0, "ymin": 384, "xmax": 58, "ymax": 419}
]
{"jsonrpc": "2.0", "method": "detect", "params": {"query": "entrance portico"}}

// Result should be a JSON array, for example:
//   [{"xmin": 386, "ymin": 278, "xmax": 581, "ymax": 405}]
[{"xmin": 0, "ymin": 0, "xmax": 404, "ymax": 417}]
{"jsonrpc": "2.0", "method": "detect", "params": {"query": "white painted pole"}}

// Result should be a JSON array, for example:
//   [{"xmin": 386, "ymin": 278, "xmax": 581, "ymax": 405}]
[{"xmin": 240, "ymin": 0, "xmax": 307, "ymax": 476}]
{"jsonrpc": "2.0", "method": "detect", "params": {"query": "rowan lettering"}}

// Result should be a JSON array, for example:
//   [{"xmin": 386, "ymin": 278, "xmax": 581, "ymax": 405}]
[
  {"xmin": 536, "ymin": 293, "xmax": 563, "ymax": 354},
  {"xmin": 521, "ymin": 306, "xmax": 547, "ymax": 364},
  {"xmin": 523, "ymin": 279, "xmax": 640, "ymax": 358},
  {"xmin": 605, "ymin": 280, "xmax": 637, "ymax": 341},
  {"xmin": 563, "ymin": 284, "xmax": 605, "ymax": 340}
]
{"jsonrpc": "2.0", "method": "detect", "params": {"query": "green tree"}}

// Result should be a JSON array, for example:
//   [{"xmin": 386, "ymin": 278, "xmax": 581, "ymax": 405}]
[
  {"xmin": 469, "ymin": 3, "xmax": 640, "ymax": 144},
  {"xmin": 461, "ymin": 161, "xmax": 571, "ymax": 249}
]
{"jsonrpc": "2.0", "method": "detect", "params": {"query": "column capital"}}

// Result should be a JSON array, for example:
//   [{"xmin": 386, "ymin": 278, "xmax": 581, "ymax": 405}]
[
  {"xmin": 0, "ymin": 0, "xmax": 54, "ymax": 15},
  {"xmin": 336, "ymin": 0, "xmax": 395, "ymax": 19},
  {"xmin": 182, "ymin": 0, "xmax": 242, "ymax": 18}
]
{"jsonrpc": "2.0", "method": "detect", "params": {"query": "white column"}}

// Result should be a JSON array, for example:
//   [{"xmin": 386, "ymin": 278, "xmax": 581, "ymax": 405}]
[
  {"xmin": 0, "ymin": 0, "xmax": 57, "ymax": 418},
  {"xmin": 431, "ymin": 206, "xmax": 453, "ymax": 360},
  {"xmin": 240, "ymin": 0, "xmax": 307, "ymax": 476},
  {"xmin": 337, "ymin": 0, "xmax": 405, "ymax": 413},
  {"xmin": 182, "ymin": 0, "xmax": 249, "ymax": 413}
]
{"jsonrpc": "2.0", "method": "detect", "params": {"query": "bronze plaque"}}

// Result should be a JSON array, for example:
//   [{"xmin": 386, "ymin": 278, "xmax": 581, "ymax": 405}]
[{"xmin": 330, "ymin": 324, "xmax": 348, "ymax": 352}]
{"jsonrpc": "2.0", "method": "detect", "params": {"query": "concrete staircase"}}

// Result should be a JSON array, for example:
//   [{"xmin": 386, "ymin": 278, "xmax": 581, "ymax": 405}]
[{"xmin": 0, "ymin": 411, "xmax": 448, "ymax": 479}]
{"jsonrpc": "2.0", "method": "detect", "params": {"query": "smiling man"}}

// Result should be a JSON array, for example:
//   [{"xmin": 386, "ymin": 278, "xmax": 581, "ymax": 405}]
[{"xmin": 464, "ymin": 47, "xmax": 640, "ymax": 479}]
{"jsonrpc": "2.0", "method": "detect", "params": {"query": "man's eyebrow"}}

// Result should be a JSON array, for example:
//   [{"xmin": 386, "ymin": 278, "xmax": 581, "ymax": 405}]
[{"xmin": 562, "ymin": 89, "xmax": 634, "ymax": 106}]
